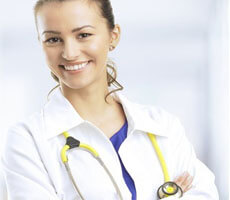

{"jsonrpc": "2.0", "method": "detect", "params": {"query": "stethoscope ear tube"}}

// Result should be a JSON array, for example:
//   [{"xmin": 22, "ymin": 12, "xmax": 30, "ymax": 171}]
[
  {"xmin": 157, "ymin": 181, "xmax": 183, "ymax": 199},
  {"xmin": 64, "ymin": 162, "xmax": 85, "ymax": 200},
  {"xmin": 61, "ymin": 135, "xmax": 124, "ymax": 200}
]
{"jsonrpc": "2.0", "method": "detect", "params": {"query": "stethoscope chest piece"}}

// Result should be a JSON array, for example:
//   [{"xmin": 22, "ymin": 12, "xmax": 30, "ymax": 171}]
[{"xmin": 157, "ymin": 181, "xmax": 183, "ymax": 199}]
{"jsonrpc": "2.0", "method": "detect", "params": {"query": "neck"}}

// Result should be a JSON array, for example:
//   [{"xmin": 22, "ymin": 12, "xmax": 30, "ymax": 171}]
[
  {"xmin": 60, "ymin": 83, "xmax": 116, "ymax": 121},
  {"xmin": 60, "ymin": 82, "xmax": 126, "ymax": 138}
]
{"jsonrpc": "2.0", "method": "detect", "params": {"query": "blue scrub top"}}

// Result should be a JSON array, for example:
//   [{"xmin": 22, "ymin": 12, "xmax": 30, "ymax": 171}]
[{"xmin": 110, "ymin": 121, "xmax": 136, "ymax": 200}]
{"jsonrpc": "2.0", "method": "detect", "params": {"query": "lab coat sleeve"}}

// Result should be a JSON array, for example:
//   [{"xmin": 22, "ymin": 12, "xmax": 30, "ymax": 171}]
[
  {"xmin": 168, "ymin": 116, "xmax": 219, "ymax": 200},
  {"xmin": 1, "ymin": 123, "xmax": 60, "ymax": 200}
]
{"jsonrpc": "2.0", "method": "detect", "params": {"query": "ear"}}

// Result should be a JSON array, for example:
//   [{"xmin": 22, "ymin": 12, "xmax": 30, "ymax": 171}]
[{"xmin": 110, "ymin": 24, "xmax": 121, "ymax": 50}]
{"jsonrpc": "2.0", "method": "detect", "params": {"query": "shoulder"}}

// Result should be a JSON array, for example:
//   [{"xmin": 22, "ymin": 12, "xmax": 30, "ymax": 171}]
[
  {"xmin": 127, "ymin": 98, "xmax": 191, "ymax": 154},
  {"xmin": 1, "ymin": 111, "xmax": 44, "ymax": 162},
  {"xmin": 5, "ymin": 111, "xmax": 44, "ymax": 141}
]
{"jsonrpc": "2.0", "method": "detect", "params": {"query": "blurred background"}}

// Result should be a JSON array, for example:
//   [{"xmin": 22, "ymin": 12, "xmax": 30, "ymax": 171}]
[{"xmin": 0, "ymin": 0, "xmax": 229, "ymax": 199}]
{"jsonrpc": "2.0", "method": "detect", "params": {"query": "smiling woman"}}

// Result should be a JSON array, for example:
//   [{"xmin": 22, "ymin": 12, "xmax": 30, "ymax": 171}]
[
  {"xmin": 35, "ymin": 0, "xmax": 122, "ymax": 101},
  {"xmin": 1, "ymin": 0, "xmax": 219, "ymax": 199}
]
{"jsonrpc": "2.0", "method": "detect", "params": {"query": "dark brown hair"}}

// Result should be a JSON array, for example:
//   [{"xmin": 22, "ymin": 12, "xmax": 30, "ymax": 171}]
[{"xmin": 34, "ymin": 0, "xmax": 123, "ymax": 101}]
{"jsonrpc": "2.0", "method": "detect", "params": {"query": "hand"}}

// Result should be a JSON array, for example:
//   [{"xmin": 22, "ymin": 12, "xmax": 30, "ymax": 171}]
[{"xmin": 174, "ymin": 171, "xmax": 193, "ymax": 193}]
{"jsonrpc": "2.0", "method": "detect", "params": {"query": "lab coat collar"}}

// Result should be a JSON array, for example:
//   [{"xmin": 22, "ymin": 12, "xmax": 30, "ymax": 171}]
[
  {"xmin": 43, "ymin": 87, "xmax": 168, "ymax": 139},
  {"xmin": 43, "ymin": 87, "xmax": 84, "ymax": 139},
  {"xmin": 112, "ymin": 93, "xmax": 168, "ymax": 137}
]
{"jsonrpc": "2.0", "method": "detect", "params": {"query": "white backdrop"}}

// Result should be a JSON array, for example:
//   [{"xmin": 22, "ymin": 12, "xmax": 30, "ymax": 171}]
[{"xmin": 0, "ymin": 0, "xmax": 229, "ymax": 199}]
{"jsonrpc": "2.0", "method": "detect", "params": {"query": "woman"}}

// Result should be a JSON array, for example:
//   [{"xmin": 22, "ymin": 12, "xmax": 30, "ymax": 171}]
[{"xmin": 2, "ymin": 0, "xmax": 218, "ymax": 199}]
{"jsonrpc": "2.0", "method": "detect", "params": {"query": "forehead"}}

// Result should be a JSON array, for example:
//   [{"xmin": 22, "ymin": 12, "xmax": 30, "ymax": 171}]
[{"xmin": 36, "ymin": 0, "xmax": 105, "ymax": 32}]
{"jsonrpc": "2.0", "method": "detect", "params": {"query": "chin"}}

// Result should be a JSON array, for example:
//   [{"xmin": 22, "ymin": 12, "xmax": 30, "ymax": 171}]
[{"xmin": 60, "ymin": 80, "xmax": 91, "ymax": 91}]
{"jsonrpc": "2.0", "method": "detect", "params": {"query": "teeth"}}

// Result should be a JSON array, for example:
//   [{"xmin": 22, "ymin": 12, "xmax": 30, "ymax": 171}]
[{"xmin": 64, "ymin": 62, "xmax": 88, "ymax": 71}]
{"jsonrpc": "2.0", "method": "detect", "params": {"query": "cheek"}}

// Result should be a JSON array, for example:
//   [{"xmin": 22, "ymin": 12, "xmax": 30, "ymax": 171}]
[
  {"xmin": 86, "ymin": 42, "xmax": 109, "ymax": 65},
  {"xmin": 42, "ymin": 47, "xmax": 61, "ymax": 66},
  {"xmin": 87, "ymin": 36, "xmax": 110, "ymax": 54}
]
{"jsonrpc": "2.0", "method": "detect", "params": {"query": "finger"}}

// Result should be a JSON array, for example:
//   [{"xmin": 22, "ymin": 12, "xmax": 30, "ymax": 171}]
[
  {"xmin": 184, "ymin": 184, "xmax": 193, "ymax": 193},
  {"xmin": 180, "ymin": 174, "xmax": 193, "ymax": 191},
  {"xmin": 183, "ymin": 176, "xmax": 193, "ymax": 192},
  {"xmin": 174, "ymin": 172, "xmax": 193, "ymax": 192},
  {"xmin": 174, "ymin": 171, "xmax": 189, "ymax": 185},
  {"xmin": 178, "ymin": 174, "xmax": 193, "ymax": 193}
]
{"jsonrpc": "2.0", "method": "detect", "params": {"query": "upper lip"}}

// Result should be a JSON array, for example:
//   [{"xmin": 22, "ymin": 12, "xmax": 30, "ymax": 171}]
[{"xmin": 60, "ymin": 61, "xmax": 89, "ymax": 67}]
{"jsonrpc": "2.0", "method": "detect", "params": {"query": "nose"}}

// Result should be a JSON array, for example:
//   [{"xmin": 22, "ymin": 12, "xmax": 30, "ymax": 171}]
[{"xmin": 62, "ymin": 40, "xmax": 80, "ymax": 61}]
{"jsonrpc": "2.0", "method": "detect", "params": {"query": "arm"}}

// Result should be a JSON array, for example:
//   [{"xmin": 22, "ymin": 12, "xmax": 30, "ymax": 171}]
[
  {"xmin": 167, "ymin": 117, "xmax": 219, "ymax": 200},
  {"xmin": 1, "ymin": 124, "xmax": 60, "ymax": 200}
]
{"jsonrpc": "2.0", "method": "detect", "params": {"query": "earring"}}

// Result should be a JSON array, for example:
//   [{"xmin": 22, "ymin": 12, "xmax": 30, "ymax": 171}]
[{"xmin": 109, "ymin": 45, "xmax": 115, "ymax": 51}]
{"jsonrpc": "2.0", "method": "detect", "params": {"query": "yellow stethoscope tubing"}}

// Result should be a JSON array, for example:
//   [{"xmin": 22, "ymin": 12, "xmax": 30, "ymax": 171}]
[
  {"xmin": 147, "ymin": 133, "xmax": 170, "ymax": 182},
  {"xmin": 61, "ymin": 131, "xmax": 175, "ymax": 199},
  {"xmin": 61, "ymin": 144, "xmax": 99, "ymax": 163},
  {"xmin": 61, "ymin": 131, "xmax": 99, "ymax": 163},
  {"xmin": 147, "ymin": 133, "xmax": 178, "ymax": 197},
  {"xmin": 61, "ymin": 131, "xmax": 123, "ymax": 200},
  {"xmin": 61, "ymin": 145, "xmax": 70, "ymax": 163}
]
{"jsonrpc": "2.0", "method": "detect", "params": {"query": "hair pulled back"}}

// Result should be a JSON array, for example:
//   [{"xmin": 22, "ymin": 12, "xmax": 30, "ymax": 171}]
[{"xmin": 34, "ymin": 0, "xmax": 123, "ymax": 101}]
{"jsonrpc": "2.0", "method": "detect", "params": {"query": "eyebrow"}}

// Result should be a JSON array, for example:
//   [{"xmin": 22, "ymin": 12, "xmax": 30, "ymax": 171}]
[{"xmin": 42, "ymin": 25, "xmax": 95, "ymax": 35}]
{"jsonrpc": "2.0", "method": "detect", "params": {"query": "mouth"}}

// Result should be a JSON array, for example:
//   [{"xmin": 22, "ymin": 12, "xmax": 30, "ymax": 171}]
[{"xmin": 59, "ymin": 61, "xmax": 90, "ymax": 71}]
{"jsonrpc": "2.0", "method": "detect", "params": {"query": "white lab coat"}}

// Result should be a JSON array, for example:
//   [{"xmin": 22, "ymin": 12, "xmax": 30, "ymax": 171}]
[{"xmin": 1, "ymin": 87, "xmax": 219, "ymax": 200}]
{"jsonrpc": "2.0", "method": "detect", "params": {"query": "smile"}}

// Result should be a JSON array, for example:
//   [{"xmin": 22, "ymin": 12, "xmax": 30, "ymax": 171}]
[{"xmin": 60, "ymin": 61, "xmax": 89, "ymax": 71}]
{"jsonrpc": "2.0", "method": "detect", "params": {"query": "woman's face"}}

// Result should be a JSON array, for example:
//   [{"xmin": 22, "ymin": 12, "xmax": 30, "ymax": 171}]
[{"xmin": 36, "ymin": 0, "xmax": 119, "ymax": 92}]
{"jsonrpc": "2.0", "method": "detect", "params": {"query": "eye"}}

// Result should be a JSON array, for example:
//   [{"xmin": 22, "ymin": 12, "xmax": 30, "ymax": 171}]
[
  {"xmin": 45, "ymin": 37, "xmax": 62, "ymax": 44},
  {"xmin": 78, "ymin": 33, "xmax": 92, "ymax": 39}
]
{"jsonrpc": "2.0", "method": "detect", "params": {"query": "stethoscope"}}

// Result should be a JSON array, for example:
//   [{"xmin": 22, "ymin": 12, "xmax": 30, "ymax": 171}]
[{"xmin": 61, "ymin": 131, "xmax": 183, "ymax": 199}]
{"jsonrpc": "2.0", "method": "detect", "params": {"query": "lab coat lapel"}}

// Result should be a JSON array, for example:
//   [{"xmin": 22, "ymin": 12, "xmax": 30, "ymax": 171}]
[
  {"xmin": 113, "ymin": 92, "xmax": 168, "ymax": 137},
  {"xmin": 43, "ymin": 87, "xmax": 84, "ymax": 139}
]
